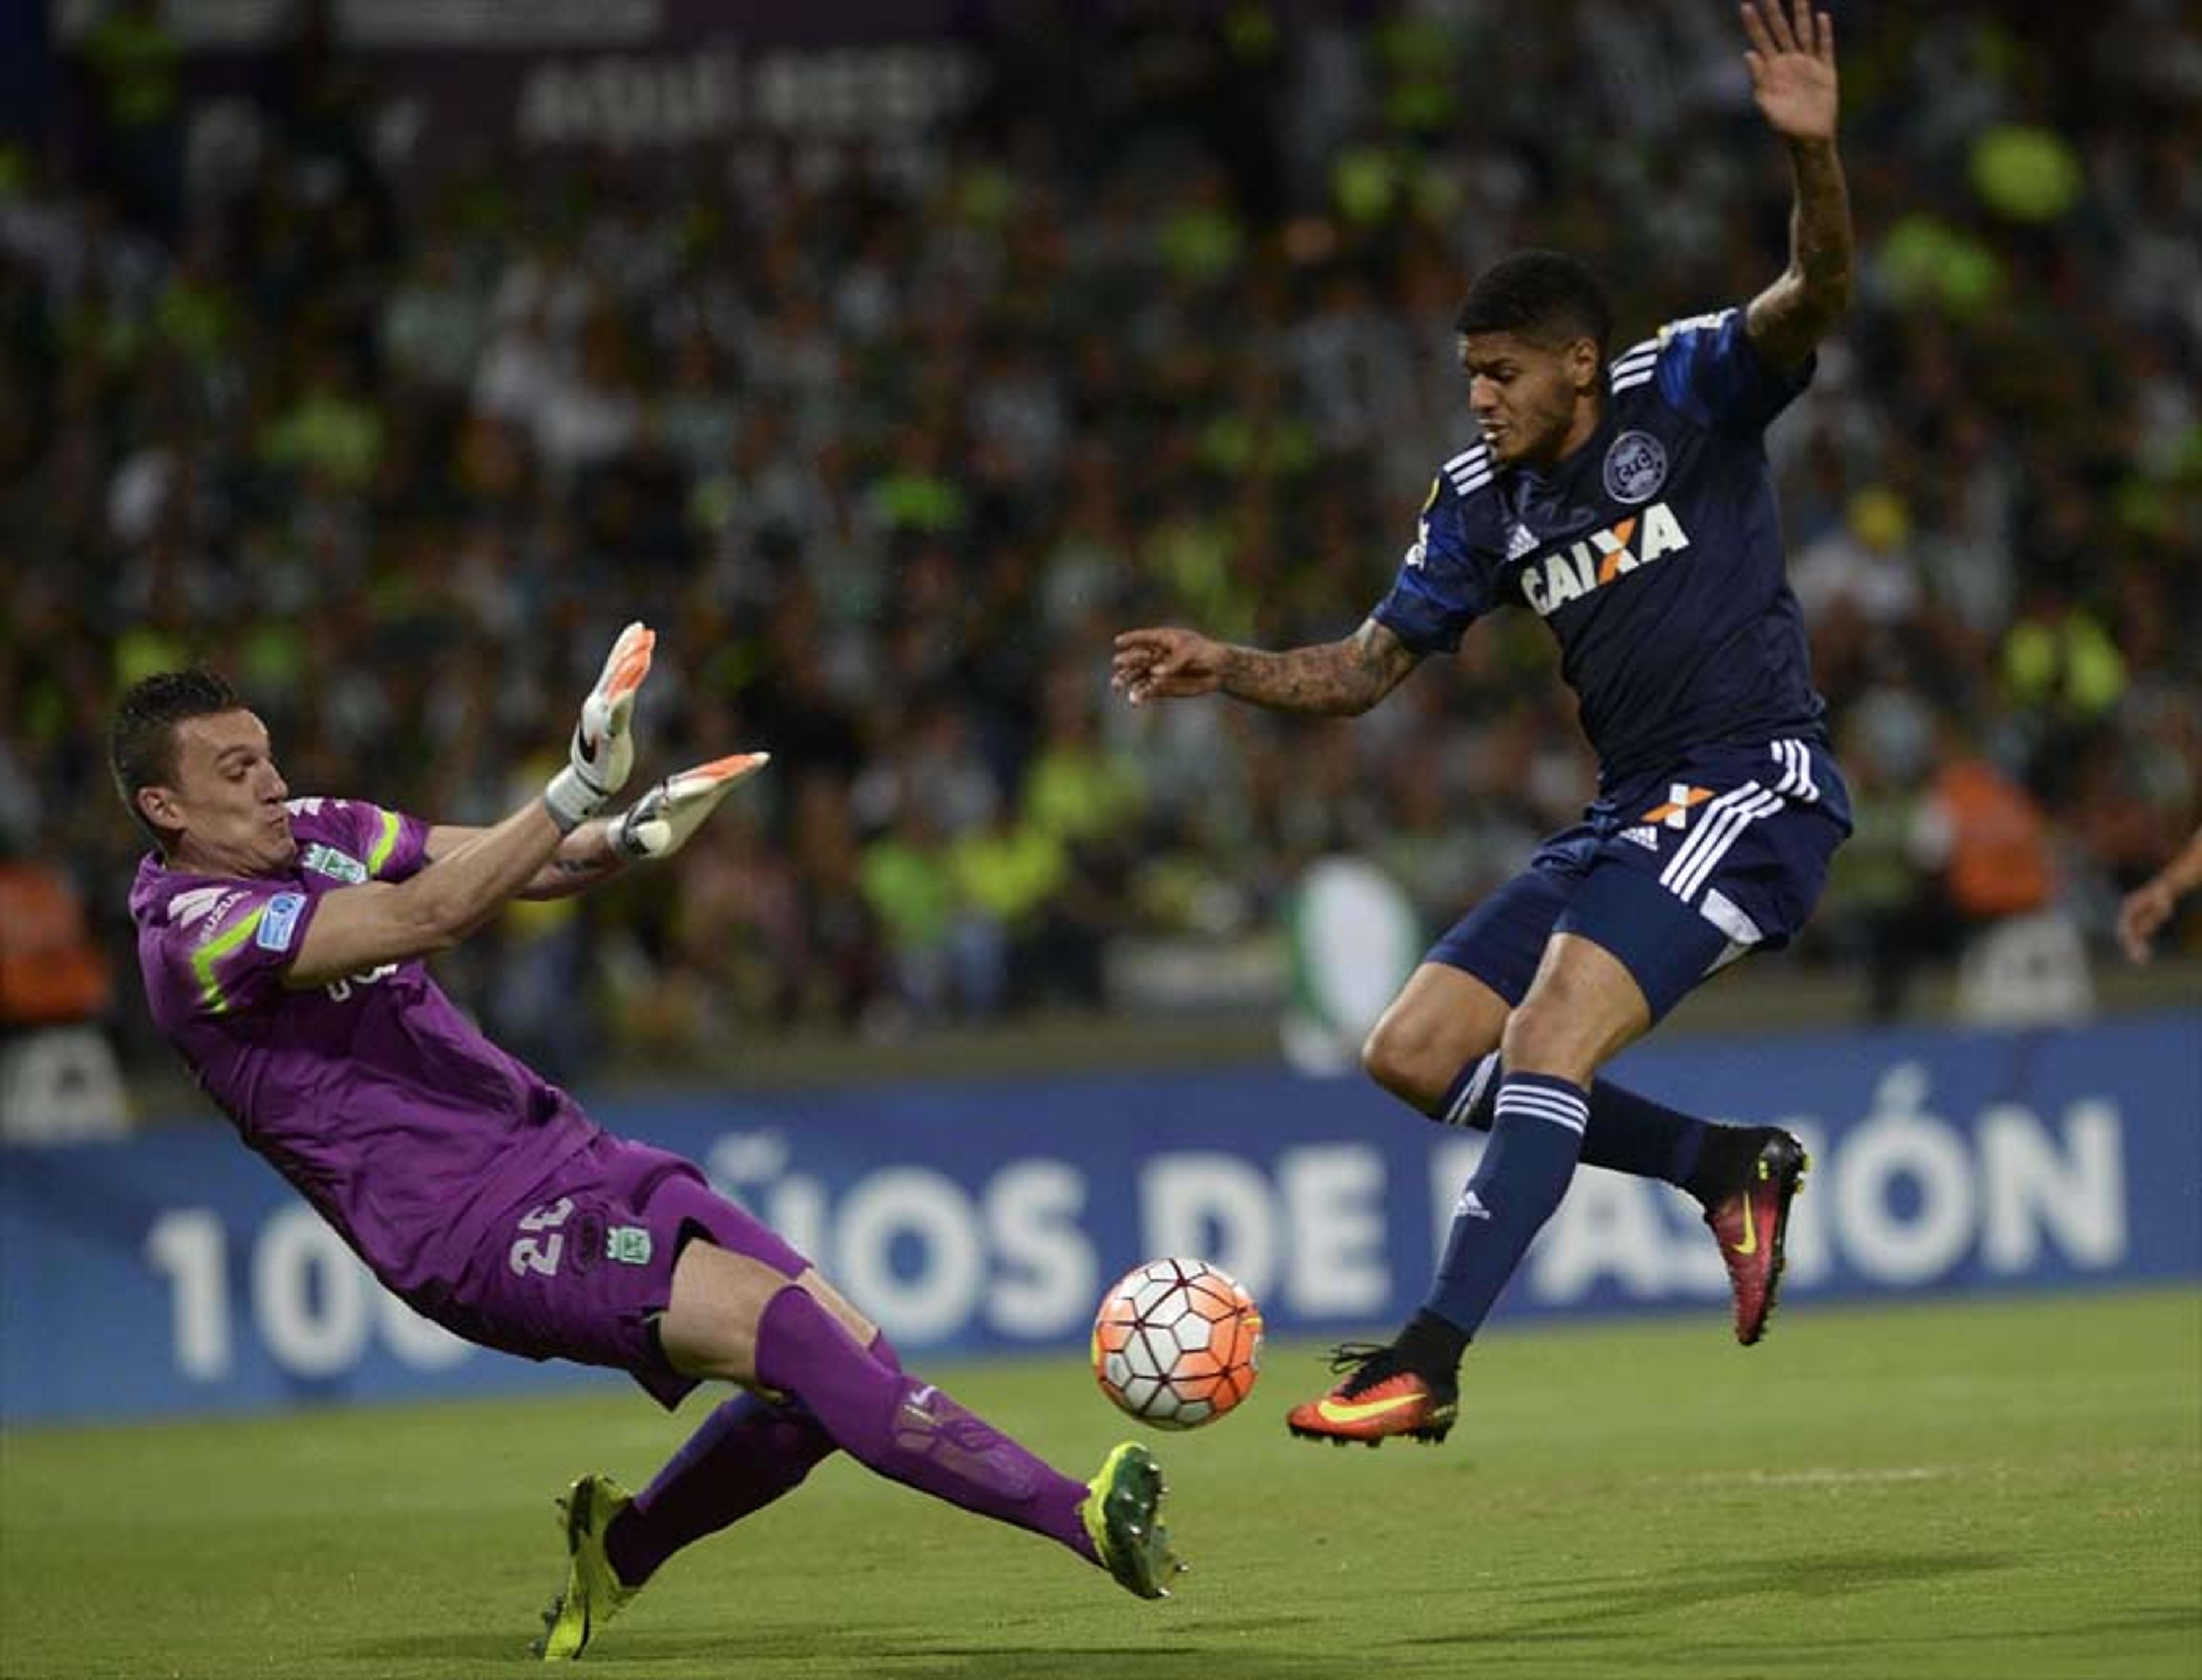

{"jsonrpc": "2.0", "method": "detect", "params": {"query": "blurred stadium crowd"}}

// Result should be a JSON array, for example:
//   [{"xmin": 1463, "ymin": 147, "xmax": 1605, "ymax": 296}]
[{"xmin": 2, "ymin": 0, "xmax": 2197, "ymax": 1080}]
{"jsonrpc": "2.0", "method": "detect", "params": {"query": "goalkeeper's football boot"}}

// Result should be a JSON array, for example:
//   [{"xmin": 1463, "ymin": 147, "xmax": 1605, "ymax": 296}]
[
  {"xmin": 1081, "ymin": 1441, "xmax": 1183, "ymax": 1599},
  {"xmin": 1700, "ymin": 1127, "xmax": 1810, "ymax": 1346},
  {"xmin": 534, "ymin": 1473, "xmax": 640, "ymax": 1661},
  {"xmin": 1285, "ymin": 1342, "xmax": 1458, "ymax": 1447}
]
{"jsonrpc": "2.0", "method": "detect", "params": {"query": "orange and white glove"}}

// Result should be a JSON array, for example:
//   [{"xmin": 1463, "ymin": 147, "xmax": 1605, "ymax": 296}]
[
  {"xmin": 544, "ymin": 622, "xmax": 655, "ymax": 833},
  {"xmin": 612, "ymin": 752, "xmax": 772, "ymax": 861}
]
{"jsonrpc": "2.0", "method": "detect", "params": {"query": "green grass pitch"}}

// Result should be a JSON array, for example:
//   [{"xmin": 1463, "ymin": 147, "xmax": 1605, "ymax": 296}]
[{"xmin": 3, "ymin": 1287, "xmax": 2196, "ymax": 1680}]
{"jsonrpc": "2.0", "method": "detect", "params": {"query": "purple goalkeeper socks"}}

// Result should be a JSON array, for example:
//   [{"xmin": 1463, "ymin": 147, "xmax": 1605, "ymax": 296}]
[
  {"xmin": 605, "ymin": 1326, "xmax": 901, "ymax": 1585},
  {"xmin": 605, "ymin": 1391, "xmax": 837, "ymax": 1586},
  {"xmin": 752, "ymin": 1286, "xmax": 1098, "ymax": 1564}
]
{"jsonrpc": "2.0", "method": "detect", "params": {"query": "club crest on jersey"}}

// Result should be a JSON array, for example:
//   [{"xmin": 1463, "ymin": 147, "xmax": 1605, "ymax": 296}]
[
  {"xmin": 1603, "ymin": 429, "xmax": 1668, "ymax": 504},
  {"xmin": 300, "ymin": 843, "xmax": 368, "ymax": 884},
  {"xmin": 1518, "ymin": 501, "xmax": 1690, "ymax": 618}
]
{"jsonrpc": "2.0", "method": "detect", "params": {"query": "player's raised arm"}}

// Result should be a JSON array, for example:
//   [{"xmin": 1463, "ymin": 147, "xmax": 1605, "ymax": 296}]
[
  {"xmin": 1112, "ymin": 618, "xmax": 1422, "ymax": 717},
  {"xmin": 1739, "ymin": 0, "xmax": 1853, "ymax": 372},
  {"xmin": 287, "ymin": 623, "xmax": 655, "ymax": 985}
]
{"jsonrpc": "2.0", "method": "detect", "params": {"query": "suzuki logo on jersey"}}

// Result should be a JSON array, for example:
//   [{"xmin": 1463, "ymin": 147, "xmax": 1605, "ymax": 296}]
[{"xmin": 1518, "ymin": 501, "xmax": 1690, "ymax": 618}]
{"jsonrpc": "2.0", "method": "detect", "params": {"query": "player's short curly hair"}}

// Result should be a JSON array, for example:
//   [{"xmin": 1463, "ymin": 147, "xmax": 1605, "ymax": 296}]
[
  {"xmin": 111, "ymin": 669, "xmax": 243, "ymax": 837},
  {"xmin": 1455, "ymin": 250, "xmax": 1614, "ymax": 362}
]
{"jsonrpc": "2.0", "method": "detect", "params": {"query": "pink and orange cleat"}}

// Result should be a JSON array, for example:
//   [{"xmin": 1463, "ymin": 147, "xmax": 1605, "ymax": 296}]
[{"xmin": 1702, "ymin": 1128, "xmax": 1810, "ymax": 1345}]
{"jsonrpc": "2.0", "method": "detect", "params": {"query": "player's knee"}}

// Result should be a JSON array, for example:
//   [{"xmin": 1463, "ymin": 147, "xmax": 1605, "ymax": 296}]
[
  {"xmin": 660, "ymin": 1241, "xmax": 792, "ymax": 1385},
  {"xmin": 1361, "ymin": 1013, "xmax": 1451, "ymax": 1111},
  {"xmin": 1500, "ymin": 995, "xmax": 1611, "ymax": 1083},
  {"xmin": 1498, "ymin": 1002, "xmax": 1560, "ymax": 1076},
  {"xmin": 793, "ymin": 1267, "xmax": 879, "ymax": 1351}
]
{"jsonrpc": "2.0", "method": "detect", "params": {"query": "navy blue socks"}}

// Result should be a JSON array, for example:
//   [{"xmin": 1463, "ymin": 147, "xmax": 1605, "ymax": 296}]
[
  {"xmin": 1423, "ymin": 1072, "xmax": 1589, "ymax": 1340},
  {"xmin": 1435, "ymin": 1052, "xmax": 1707, "ymax": 1188}
]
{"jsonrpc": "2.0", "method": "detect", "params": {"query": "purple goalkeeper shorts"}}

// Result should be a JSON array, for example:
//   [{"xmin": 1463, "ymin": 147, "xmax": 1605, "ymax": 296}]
[{"xmin": 440, "ymin": 1132, "xmax": 813, "ymax": 1408}]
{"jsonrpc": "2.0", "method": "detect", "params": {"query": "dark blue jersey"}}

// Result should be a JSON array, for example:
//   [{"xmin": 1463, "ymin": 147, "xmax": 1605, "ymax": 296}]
[{"xmin": 1373, "ymin": 307, "xmax": 1828, "ymax": 792}]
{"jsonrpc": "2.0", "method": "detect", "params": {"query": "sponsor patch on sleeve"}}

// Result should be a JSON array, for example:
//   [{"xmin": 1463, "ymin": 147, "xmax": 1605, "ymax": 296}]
[{"xmin": 256, "ymin": 892, "xmax": 307, "ymax": 952}]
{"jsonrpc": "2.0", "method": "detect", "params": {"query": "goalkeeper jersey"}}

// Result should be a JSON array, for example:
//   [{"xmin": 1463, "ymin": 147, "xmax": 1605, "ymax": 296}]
[
  {"xmin": 129, "ymin": 797, "xmax": 596, "ymax": 1308},
  {"xmin": 1373, "ymin": 306, "xmax": 1828, "ymax": 794}
]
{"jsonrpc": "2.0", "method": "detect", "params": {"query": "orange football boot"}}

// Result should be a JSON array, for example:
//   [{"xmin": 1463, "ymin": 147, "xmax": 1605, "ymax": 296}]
[{"xmin": 1285, "ymin": 1343, "xmax": 1458, "ymax": 1447}]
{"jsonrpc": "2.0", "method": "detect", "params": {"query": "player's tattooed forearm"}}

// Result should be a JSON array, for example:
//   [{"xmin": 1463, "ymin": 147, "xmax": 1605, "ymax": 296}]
[
  {"xmin": 1220, "ymin": 624, "xmax": 1415, "ymax": 716},
  {"xmin": 1751, "ymin": 139, "xmax": 1853, "ymax": 366},
  {"xmin": 1788, "ymin": 140, "xmax": 1852, "ymax": 304}
]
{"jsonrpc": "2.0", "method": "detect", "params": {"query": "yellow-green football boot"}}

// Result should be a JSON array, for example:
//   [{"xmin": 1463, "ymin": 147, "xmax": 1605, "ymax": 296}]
[
  {"xmin": 533, "ymin": 1473, "xmax": 639, "ymax": 1661},
  {"xmin": 1080, "ymin": 1442, "xmax": 1182, "ymax": 1599}
]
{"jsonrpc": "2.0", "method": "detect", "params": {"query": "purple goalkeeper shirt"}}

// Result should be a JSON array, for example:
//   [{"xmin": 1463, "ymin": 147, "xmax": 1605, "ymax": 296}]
[{"xmin": 130, "ymin": 796, "xmax": 598, "ymax": 1307}]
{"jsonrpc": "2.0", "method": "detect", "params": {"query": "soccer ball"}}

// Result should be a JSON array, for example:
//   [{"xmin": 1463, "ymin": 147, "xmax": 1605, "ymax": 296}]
[{"xmin": 1091, "ymin": 1257, "xmax": 1263, "ymax": 1429}]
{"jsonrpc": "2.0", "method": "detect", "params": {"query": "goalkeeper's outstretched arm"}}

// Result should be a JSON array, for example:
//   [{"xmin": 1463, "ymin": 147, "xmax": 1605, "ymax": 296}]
[
  {"xmin": 427, "ymin": 751, "xmax": 772, "ymax": 900},
  {"xmin": 426, "ymin": 816, "xmax": 628, "ymax": 901}
]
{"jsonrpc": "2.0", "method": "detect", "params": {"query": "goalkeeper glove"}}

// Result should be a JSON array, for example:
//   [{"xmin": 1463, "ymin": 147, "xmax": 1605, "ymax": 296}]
[
  {"xmin": 544, "ymin": 622, "xmax": 656, "ymax": 833},
  {"xmin": 612, "ymin": 752, "xmax": 772, "ymax": 861}
]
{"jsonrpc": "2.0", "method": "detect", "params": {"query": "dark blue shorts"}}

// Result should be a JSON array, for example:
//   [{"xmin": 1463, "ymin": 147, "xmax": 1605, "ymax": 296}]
[
  {"xmin": 1428, "ymin": 737, "xmax": 1851, "ymax": 1023},
  {"xmin": 439, "ymin": 1132, "xmax": 812, "ymax": 1409}
]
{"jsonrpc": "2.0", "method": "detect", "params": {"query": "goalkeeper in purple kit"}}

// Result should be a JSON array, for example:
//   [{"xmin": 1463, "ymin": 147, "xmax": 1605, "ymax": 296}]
[{"xmin": 114, "ymin": 623, "xmax": 1180, "ymax": 1661}]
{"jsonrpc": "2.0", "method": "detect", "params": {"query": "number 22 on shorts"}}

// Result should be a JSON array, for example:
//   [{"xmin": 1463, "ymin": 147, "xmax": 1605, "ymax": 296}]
[{"xmin": 509, "ymin": 1196, "xmax": 575, "ymax": 1276}]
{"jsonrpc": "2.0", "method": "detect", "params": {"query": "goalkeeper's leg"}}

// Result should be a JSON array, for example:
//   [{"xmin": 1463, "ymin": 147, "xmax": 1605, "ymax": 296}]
[
  {"xmin": 601, "ymin": 1369, "xmax": 868, "ymax": 1586},
  {"xmin": 653, "ymin": 1215, "xmax": 1180, "ymax": 1597},
  {"xmin": 536, "ymin": 1334, "xmax": 894, "ymax": 1656}
]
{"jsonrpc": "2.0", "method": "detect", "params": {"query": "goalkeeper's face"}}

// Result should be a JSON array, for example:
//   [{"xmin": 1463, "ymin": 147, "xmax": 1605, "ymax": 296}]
[
  {"xmin": 145, "ymin": 709, "xmax": 299, "ymax": 877},
  {"xmin": 1459, "ymin": 329, "xmax": 1602, "ymax": 468}
]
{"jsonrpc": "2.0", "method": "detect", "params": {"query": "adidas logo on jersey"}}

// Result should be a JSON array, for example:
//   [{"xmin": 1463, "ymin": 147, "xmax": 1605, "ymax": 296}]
[
  {"xmin": 1519, "ymin": 501, "xmax": 1690, "ymax": 618},
  {"xmin": 1622, "ymin": 825, "xmax": 1661, "ymax": 850},
  {"xmin": 1505, "ymin": 522, "xmax": 1539, "ymax": 560}
]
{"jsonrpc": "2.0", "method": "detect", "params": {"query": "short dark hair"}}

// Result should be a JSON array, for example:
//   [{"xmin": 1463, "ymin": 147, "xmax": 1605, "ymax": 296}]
[
  {"xmin": 111, "ymin": 669, "xmax": 243, "ymax": 838},
  {"xmin": 1454, "ymin": 250, "xmax": 1614, "ymax": 363}
]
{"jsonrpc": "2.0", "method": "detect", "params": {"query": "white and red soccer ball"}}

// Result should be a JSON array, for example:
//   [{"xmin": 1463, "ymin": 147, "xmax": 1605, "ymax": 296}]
[{"xmin": 1091, "ymin": 1257, "xmax": 1263, "ymax": 1429}]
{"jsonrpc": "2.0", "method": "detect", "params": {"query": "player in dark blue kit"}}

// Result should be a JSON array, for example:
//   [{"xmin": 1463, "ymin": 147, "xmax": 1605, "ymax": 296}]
[{"xmin": 1113, "ymin": 0, "xmax": 1854, "ymax": 1445}]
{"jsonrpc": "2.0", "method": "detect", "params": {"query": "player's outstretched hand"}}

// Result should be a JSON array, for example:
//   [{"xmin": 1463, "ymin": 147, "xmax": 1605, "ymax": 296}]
[
  {"xmin": 2116, "ymin": 878, "xmax": 2175, "ymax": 965},
  {"xmin": 1112, "ymin": 627, "xmax": 1228, "ymax": 705},
  {"xmin": 1741, "ymin": 0, "xmax": 1837, "ymax": 144},
  {"xmin": 613, "ymin": 752, "xmax": 772, "ymax": 862},
  {"xmin": 545, "ymin": 622, "xmax": 656, "ymax": 832}
]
